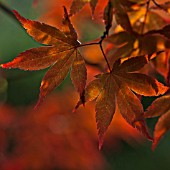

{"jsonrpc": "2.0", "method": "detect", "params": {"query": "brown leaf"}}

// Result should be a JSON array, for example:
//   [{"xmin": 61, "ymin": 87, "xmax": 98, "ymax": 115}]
[
  {"xmin": 145, "ymin": 93, "xmax": 170, "ymax": 150},
  {"xmin": 145, "ymin": 94, "xmax": 170, "ymax": 118},
  {"xmin": 1, "ymin": 10, "xmax": 87, "ymax": 107},
  {"xmin": 90, "ymin": 0, "xmax": 98, "ymax": 15},
  {"xmin": 95, "ymin": 74, "xmax": 116, "ymax": 149},
  {"xmin": 13, "ymin": 10, "xmax": 69, "ymax": 46},
  {"xmin": 118, "ymin": 73, "xmax": 166, "ymax": 96},
  {"xmin": 113, "ymin": 56, "xmax": 168, "ymax": 97},
  {"xmin": 105, "ymin": 31, "xmax": 134, "ymax": 47},
  {"xmin": 62, "ymin": 6, "xmax": 78, "ymax": 42},
  {"xmin": 115, "ymin": 10, "xmax": 133, "ymax": 33},
  {"xmin": 76, "ymin": 55, "xmax": 168, "ymax": 148},
  {"xmin": 152, "ymin": 110, "xmax": 170, "ymax": 150},
  {"xmin": 70, "ymin": 0, "xmax": 98, "ymax": 16},
  {"xmin": 1, "ymin": 46, "xmax": 70, "ymax": 70},
  {"xmin": 36, "ymin": 50, "xmax": 75, "ymax": 108},
  {"xmin": 105, "ymin": 32, "xmax": 136, "ymax": 65},
  {"xmin": 71, "ymin": 50, "xmax": 87, "ymax": 95},
  {"xmin": 111, "ymin": 1, "xmax": 133, "ymax": 33},
  {"xmin": 115, "ymin": 78, "xmax": 152, "ymax": 140}
]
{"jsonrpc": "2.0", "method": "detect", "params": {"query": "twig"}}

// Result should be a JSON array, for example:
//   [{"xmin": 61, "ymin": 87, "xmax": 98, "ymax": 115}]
[
  {"xmin": 0, "ymin": 2, "xmax": 17, "ymax": 22},
  {"xmin": 152, "ymin": 0, "xmax": 162, "ymax": 9},
  {"xmin": 99, "ymin": 41, "xmax": 111, "ymax": 72},
  {"xmin": 78, "ymin": 42, "xmax": 99, "ymax": 48},
  {"xmin": 141, "ymin": 0, "xmax": 151, "ymax": 34}
]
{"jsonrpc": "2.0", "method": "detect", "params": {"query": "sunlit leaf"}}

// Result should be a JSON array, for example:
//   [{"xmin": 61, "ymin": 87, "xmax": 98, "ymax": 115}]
[
  {"xmin": 76, "ymin": 55, "xmax": 168, "ymax": 148},
  {"xmin": 70, "ymin": 0, "xmax": 98, "ymax": 16},
  {"xmin": 145, "ymin": 93, "xmax": 170, "ymax": 150},
  {"xmin": 1, "ymin": 9, "xmax": 87, "ymax": 107},
  {"xmin": 103, "ymin": 0, "xmax": 113, "ymax": 34}
]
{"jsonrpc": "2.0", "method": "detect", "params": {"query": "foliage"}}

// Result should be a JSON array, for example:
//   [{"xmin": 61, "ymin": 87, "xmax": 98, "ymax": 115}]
[{"xmin": 1, "ymin": 0, "xmax": 170, "ymax": 150}]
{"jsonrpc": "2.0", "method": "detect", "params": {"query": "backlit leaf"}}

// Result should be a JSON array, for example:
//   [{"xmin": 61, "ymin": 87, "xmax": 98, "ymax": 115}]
[
  {"xmin": 71, "ymin": 50, "xmax": 87, "ymax": 95},
  {"xmin": 36, "ymin": 50, "xmax": 75, "ymax": 108},
  {"xmin": 95, "ymin": 75, "xmax": 116, "ymax": 149},
  {"xmin": 111, "ymin": 1, "xmax": 133, "ymax": 33},
  {"xmin": 105, "ymin": 31, "xmax": 134, "ymax": 47},
  {"xmin": 145, "ymin": 94, "xmax": 170, "ymax": 118},
  {"xmin": 115, "ymin": 10, "xmax": 133, "ymax": 33},
  {"xmin": 145, "ymin": 93, "xmax": 170, "ymax": 150},
  {"xmin": 13, "ymin": 10, "xmax": 69, "ymax": 46},
  {"xmin": 115, "ymin": 78, "xmax": 151, "ymax": 140},
  {"xmin": 1, "ymin": 46, "xmax": 70, "ymax": 70},
  {"xmin": 70, "ymin": 0, "xmax": 98, "ymax": 16},
  {"xmin": 1, "ymin": 9, "xmax": 87, "ymax": 107},
  {"xmin": 76, "ymin": 55, "xmax": 168, "ymax": 148},
  {"xmin": 152, "ymin": 110, "xmax": 170, "ymax": 150}
]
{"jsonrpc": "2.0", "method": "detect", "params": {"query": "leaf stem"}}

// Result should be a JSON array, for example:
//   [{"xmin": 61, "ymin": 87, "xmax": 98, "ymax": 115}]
[
  {"xmin": 0, "ymin": 2, "xmax": 17, "ymax": 22},
  {"xmin": 141, "ymin": 0, "xmax": 151, "ymax": 34},
  {"xmin": 78, "ymin": 42, "xmax": 99, "ymax": 48},
  {"xmin": 99, "ymin": 41, "xmax": 111, "ymax": 72},
  {"xmin": 78, "ymin": 38, "xmax": 111, "ymax": 72},
  {"xmin": 152, "ymin": 0, "xmax": 162, "ymax": 9}
]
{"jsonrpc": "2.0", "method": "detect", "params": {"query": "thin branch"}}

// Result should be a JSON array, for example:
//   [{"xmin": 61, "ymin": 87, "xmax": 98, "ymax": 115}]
[
  {"xmin": 78, "ymin": 42, "xmax": 99, "ymax": 48},
  {"xmin": 78, "ymin": 39, "xmax": 111, "ymax": 72},
  {"xmin": 141, "ymin": 0, "xmax": 151, "ymax": 34},
  {"xmin": 0, "ymin": 2, "xmax": 17, "ymax": 22},
  {"xmin": 152, "ymin": 0, "xmax": 162, "ymax": 9},
  {"xmin": 99, "ymin": 41, "xmax": 111, "ymax": 72}
]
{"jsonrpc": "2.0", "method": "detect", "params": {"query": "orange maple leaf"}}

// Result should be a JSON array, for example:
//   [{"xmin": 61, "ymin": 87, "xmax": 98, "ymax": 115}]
[
  {"xmin": 70, "ymin": 0, "xmax": 98, "ymax": 16},
  {"xmin": 1, "ymin": 8, "xmax": 87, "ymax": 108},
  {"xmin": 76, "ymin": 55, "xmax": 168, "ymax": 149},
  {"xmin": 145, "ymin": 92, "xmax": 170, "ymax": 150}
]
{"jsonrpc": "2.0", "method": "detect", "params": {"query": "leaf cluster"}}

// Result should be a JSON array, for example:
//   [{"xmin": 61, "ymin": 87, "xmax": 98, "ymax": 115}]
[{"xmin": 1, "ymin": 0, "xmax": 170, "ymax": 150}]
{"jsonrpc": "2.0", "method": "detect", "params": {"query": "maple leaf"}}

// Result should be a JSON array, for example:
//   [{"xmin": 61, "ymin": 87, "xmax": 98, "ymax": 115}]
[
  {"xmin": 1, "ymin": 8, "xmax": 87, "ymax": 107},
  {"xmin": 111, "ymin": 0, "xmax": 134, "ymax": 34},
  {"xmin": 105, "ymin": 31, "xmax": 136, "ymax": 65},
  {"xmin": 70, "ymin": 0, "xmax": 98, "ymax": 16},
  {"xmin": 145, "ymin": 92, "xmax": 170, "ymax": 150},
  {"xmin": 76, "ymin": 55, "xmax": 168, "ymax": 149},
  {"xmin": 103, "ymin": 0, "xmax": 113, "ymax": 35},
  {"xmin": 152, "ymin": 1, "xmax": 170, "ymax": 13}
]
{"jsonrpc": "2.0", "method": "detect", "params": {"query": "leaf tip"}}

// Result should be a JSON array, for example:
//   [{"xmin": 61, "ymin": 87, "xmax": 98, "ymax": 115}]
[
  {"xmin": 13, "ymin": 9, "xmax": 26, "ymax": 24},
  {"xmin": 80, "ymin": 90, "xmax": 85, "ymax": 105},
  {"xmin": 13, "ymin": 10, "xmax": 20, "ymax": 19},
  {"xmin": 1, "ymin": 63, "xmax": 8, "ymax": 69},
  {"xmin": 134, "ymin": 120, "xmax": 153, "ymax": 141},
  {"xmin": 98, "ymin": 136, "xmax": 104, "ymax": 150},
  {"xmin": 151, "ymin": 135, "xmax": 162, "ymax": 151},
  {"xmin": 151, "ymin": 139, "xmax": 158, "ymax": 151},
  {"xmin": 34, "ymin": 96, "xmax": 44, "ymax": 110},
  {"xmin": 73, "ymin": 100, "xmax": 82, "ymax": 112},
  {"xmin": 13, "ymin": 9, "xmax": 18, "ymax": 15},
  {"xmin": 34, "ymin": 101, "xmax": 40, "ymax": 110}
]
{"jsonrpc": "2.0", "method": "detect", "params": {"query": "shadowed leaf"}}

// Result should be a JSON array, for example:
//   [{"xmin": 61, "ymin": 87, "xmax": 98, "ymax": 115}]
[
  {"xmin": 145, "ymin": 93, "xmax": 170, "ymax": 150},
  {"xmin": 71, "ymin": 50, "xmax": 87, "ymax": 95},
  {"xmin": 152, "ymin": 110, "xmax": 170, "ymax": 150},
  {"xmin": 95, "ymin": 74, "xmax": 116, "ymax": 149},
  {"xmin": 145, "ymin": 94, "xmax": 170, "ymax": 119},
  {"xmin": 70, "ymin": 0, "xmax": 98, "ymax": 16}
]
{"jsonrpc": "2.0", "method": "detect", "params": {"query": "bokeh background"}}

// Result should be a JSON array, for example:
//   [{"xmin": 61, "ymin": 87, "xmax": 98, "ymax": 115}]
[{"xmin": 0, "ymin": 0, "xmax": 170, "ymax": 169}]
